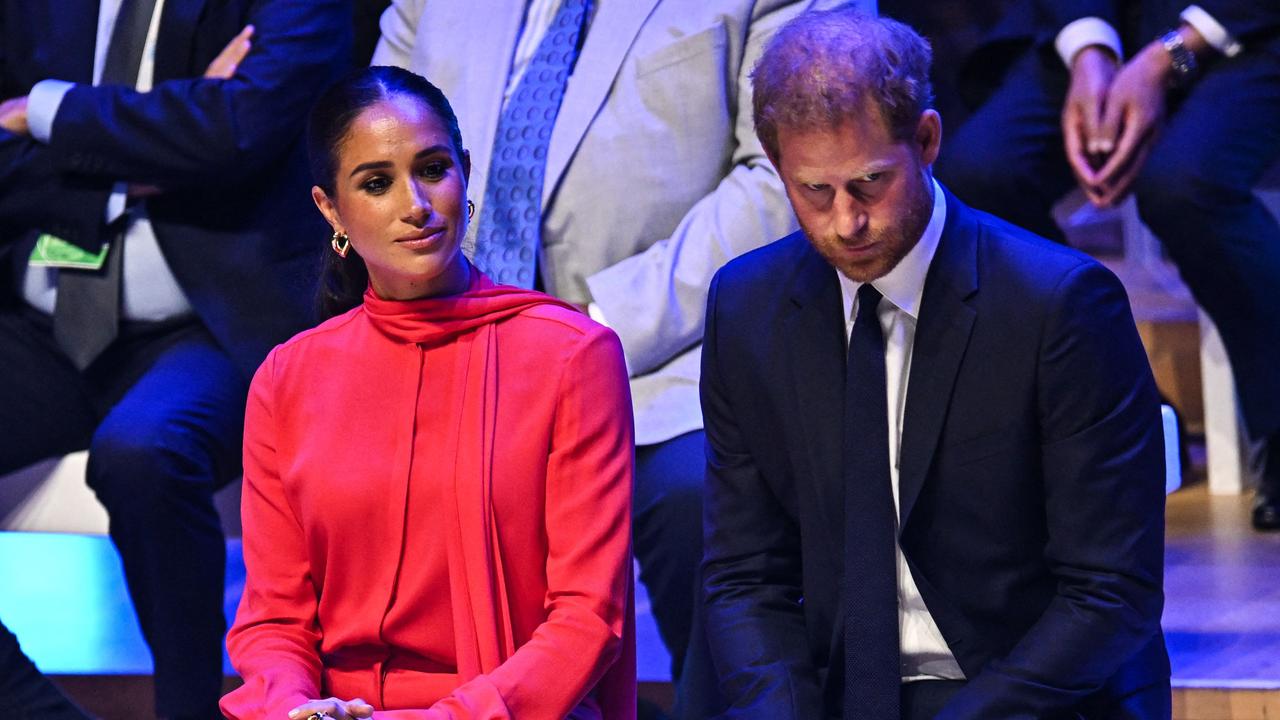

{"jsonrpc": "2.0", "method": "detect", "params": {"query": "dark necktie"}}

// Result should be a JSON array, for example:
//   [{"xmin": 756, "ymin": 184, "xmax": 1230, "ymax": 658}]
[
  {"xmin": 53, "ymin": 0, "xmax": 157, "ymax": 369},
  {"xmin": 472, "ymin": 0, "xmax": 592, "ymax": 288},
  {"xmin": 843, "ymin": 283, "xmax": 901, "ymax": 720}
]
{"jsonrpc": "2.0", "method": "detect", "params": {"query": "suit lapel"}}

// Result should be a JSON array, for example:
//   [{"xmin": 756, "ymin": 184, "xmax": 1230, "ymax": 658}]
[
  {"xmin": 897, "ymin": 188, "xmax": 979, "ymax": 527},
  {"xmin": 452, "ymin": 0, "xmax": 526, "ymax": 176},
  {"xmin": 27, "ymin": 0, "xmax": 99, "ymax": 82},
  {"xmin": 153, "ymin": 0, "xmax": 208, "ymax": 80},
  {"xmin": 783, "ymin": 239, "xmax": 848, "ymax": 546},
  {"xmin": 541, "ymin": 0, "xmax": 661, "ymax": 206}
]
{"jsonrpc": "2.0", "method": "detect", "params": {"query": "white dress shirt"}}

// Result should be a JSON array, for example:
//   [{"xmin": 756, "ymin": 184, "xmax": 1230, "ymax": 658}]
[
  {"xmin": 503, "ymin": 0, "xmax": 563, "ymax": 101},
  {"xmin": 838, "ymin": 177, "xmax": 966, "ymax": 682},
  {"xmin": 23, "ymin": 0, "xmax": 193, "ymax": 322}
]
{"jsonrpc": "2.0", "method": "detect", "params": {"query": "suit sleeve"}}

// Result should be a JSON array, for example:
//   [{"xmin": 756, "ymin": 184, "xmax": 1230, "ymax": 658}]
[
  {"xmin": 42, "ymin": 0, "xmax": 350, "ymax": 191},
  {"xmin": 1193, "ymin": 1, "xmax": 1280, "ymax": 46},
  {"xmin": 1033, "ymin": 0, "xmax": 1121, "ymax": 33},
  {"xmin": 583, "ymin": 0, "xmax": 869, "ymax": 377},
  {"xmin": 370, "ymin": 325, "xmax": 635, "ymax": 720},
  {"xmin": 370, "ymin": 0, "xmax": 424, "ymax": 67},
  {"xmin": 0, "ymin": 133, "xmax": 112, "ymax": 250},
  {"xmin": 700, "ymin": 272, "xmax": 823, "ymax": 720},
  {"xmin": 937, "ymin": 261, "xmax": 1166, "ymax": 718},
  {"xmin": 221, "ymin": 353, "xmax": 325, "ymax": 720},
  {"xmin": 0, "ymin": 7, "xmax": 112, "ymax": 247}
]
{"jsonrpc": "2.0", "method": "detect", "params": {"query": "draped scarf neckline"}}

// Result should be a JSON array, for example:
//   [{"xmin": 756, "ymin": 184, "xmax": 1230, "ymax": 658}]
[
  {"xmin": 360, "ymin": 264, "xmax": 577, "ymax": 347},
  {"xmin": 358, "ymin": 265, "xmax": 598, "ymax": 704}
]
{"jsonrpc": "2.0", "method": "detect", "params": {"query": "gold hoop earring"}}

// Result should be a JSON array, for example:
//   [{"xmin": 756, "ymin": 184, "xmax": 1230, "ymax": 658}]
[
  {"xmin": 467, "ymin": 200, "xmax": 475, "ymax": 220},
  {"xmin": 330, "ymin": 231, "xmax": 350, "ymax": 258}
]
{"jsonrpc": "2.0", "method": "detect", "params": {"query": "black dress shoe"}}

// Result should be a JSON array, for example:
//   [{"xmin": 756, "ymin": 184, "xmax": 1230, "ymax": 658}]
[{"xmin": 1253, "ymin": 490, "xmax": 1280, "ymax": 531}]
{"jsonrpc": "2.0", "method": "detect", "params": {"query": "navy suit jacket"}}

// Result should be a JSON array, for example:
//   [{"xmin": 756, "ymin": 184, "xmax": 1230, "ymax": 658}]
[
  {"xmin": 701, "ymin": 188, "xmax": 1170, "ymax": 719},
  {"xmin": 0, "ymin": 0, "xmax": 351, "ymax": 378}
]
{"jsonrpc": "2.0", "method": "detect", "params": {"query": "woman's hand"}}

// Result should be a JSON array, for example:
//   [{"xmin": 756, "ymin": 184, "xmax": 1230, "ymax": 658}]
[{"xmin": 287, "ymin": 697, "xmax": 375, "ymax": 720}]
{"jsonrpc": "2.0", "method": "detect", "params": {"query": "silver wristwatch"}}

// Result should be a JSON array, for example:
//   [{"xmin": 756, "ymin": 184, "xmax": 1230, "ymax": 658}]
[{"xmin": 1160, "ymin": 29, "xmax": 1198, "ymax": 87}]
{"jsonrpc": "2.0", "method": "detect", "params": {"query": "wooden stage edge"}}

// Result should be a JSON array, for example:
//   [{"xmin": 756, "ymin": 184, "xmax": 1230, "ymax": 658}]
[{"xmin": 1174, "ymin": 687, "xmax": 1280, "ymax": 720}]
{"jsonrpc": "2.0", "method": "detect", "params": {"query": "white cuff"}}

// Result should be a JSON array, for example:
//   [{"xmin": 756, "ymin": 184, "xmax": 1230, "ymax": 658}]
[
  {"xmin": 26, "ymin": 79, "xmax": 74, "ymax": 143},
  {"xmin": 105, "ymin": 185, "xmax": 129, "ymax": 224},
  {"xmin": 1055, "ymin": 17, "xmax": 1124, "ymax": 69},
  {"xmin": 586, "ymin": 301, "xmax": 610, "ymax": 329},
  {"xmin": 586, "ymin": 302, "xmax": 635, "ymax": 376},
  {"xmin": 1181, "ymin": 5, "xmax": 1242, "ymax": 57}
]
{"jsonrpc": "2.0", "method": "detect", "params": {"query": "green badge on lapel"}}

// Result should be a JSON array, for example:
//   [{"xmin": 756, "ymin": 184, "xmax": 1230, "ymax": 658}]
[{"xmin": 28, "ymin": 233, "xmax": 110, "ymax": 270}]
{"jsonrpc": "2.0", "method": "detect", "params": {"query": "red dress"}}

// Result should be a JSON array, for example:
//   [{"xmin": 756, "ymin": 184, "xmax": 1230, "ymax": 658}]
[{"xmin": 220, "ymin": 271, "xmax": 636, "ymax": 719}]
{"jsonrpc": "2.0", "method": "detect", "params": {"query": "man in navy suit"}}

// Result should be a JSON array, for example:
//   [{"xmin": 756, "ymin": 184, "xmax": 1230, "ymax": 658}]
[
  {"xmin": 0, "ymin": 1, "xmax": 349, "ymax": 716},
  {"xmin": 936, "ymin": 0, "xmax": 1280, "ymax": 531},
  {"xmin": 701, "ymin": 8, "xmax": 1169, "ymax": 719}
]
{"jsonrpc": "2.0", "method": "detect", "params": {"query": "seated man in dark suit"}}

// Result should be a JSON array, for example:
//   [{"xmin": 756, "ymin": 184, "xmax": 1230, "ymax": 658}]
[
  {"xmin": 701, "ymin": 8, "xmax": 1170, "ymax": 719},
  {"xmin": 935, "ymin": 0, "xmax": 1280, "ymax": 531},
  {"xmin": 0, "ymin": 1, "xmax": 349, "ymax": 717}
]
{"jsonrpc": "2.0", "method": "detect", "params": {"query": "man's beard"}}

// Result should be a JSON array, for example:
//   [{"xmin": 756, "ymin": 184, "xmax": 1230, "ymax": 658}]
[{"xmin": 807, "ymin": 173, "xmax": 934, "ymax": 283}]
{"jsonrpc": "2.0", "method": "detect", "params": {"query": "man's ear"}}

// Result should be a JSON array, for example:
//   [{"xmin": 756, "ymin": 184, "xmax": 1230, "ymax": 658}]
[
  {"xmin": 311, "ymin": 186, "xmax": 342, "ymax": 234},
  {"xmin": 916, "ymin": 109, "xmax": 942, "ymax": 167}
]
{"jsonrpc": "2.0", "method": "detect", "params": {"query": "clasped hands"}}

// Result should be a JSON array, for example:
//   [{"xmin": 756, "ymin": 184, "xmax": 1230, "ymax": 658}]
[
  {"xmin": 0, "ymin": 24, "xmax": 255, "ymax": 197},
  {"xmin": 288, "ymin": 696, "xmax": 375, "ymax": 720},
  {"xmin": 1061, "ymin": 26, "xmax": 1207, "ymax": 208}
]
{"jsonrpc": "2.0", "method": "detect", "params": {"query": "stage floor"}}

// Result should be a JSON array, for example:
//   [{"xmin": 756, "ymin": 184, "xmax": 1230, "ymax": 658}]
[
  {"xmin": 1165, "ymin": 484, "xmax": 1280, "ymax": 689},
  {"xmin": 1, "ymin": 482, "xmax": 1277, "ymax": 715}
]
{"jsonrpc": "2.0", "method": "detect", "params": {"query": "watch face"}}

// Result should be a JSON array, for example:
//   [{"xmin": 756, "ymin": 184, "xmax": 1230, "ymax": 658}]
[{"xmin": 1160, "ymin": 30, "xmax": 1197, "ymax": 86}]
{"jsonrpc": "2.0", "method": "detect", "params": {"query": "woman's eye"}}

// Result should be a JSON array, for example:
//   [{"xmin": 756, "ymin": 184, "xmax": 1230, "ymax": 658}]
[
  {"xmin": 361, "ymin": 176, "xmax": 391, "ymax": 194},
  {"xmin": 419, "ymin": 162, "xmax": 447, "ymax": 180}
]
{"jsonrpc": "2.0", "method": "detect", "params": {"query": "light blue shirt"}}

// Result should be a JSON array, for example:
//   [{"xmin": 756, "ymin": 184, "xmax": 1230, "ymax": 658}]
[{"xmin": 23, "ymin": 0, "xmax": 192, "ymax": 322}]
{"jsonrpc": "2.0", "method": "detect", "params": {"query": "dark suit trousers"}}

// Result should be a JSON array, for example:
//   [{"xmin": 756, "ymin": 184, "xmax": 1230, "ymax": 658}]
[
  {"xmin": 935, "ymin": 43, "xmax": 1280, "ymax": 456},
  {"xmin": 0, "ymin": 304, "xmax": 246, "ymax": 719},
  {"xmin": 0, "ymin": 620, "xmax": 90, "ymax": 719}
]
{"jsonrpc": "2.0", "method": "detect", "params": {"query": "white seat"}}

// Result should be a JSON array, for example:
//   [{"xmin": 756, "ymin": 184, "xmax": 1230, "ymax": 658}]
[{"xmin": 0, "ymin": 451, "xmax": 242, "ymax": 536}]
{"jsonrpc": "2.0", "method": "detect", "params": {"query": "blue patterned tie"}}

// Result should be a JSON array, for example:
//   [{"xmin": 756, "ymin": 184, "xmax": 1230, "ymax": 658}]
[
  {"xmin": 843, "ymin": 284, "xmax": 901, "ymax": 719},
  {"xmin": 472, "ymin": 0, "xmax": 592, "ymax": 287}
]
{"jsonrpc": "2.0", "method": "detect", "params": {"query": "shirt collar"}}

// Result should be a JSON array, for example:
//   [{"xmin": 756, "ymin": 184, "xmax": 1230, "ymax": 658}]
[{"xmin": 839, "ymin": 177, "xmax": 946, "ymax": 323}]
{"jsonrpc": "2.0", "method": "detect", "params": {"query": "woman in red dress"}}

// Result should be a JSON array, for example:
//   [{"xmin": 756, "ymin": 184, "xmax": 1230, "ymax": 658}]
[{"xmin": 220, "ymin": 66, "xmax": 635, "ymax": 720}]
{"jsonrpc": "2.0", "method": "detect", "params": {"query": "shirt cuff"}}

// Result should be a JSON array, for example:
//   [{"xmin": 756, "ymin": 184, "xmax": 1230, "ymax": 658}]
[
  {"xmin": 26, "ymin": 79, "xmax": 74, "ymax": 144},
  {"xmin": 586, "ymin": 302, "xmax": 611, "ymax": 329},
  {"xmin": 1181, "ymin": 5, "xmax": 1242, "ymax": 57},
  {"xmin": 1055, "ymin": 17, "xmax": 1124, "ymax": 69},
  {"xmin": 585, "ymin": 302, "xmax": 635, "ymax": 376},
  {"xmin": 105, "ymin": 185, "xmax": 129, "ymax": 224}
]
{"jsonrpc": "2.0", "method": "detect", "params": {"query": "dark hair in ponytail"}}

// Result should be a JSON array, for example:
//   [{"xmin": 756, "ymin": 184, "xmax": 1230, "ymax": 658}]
[{"xmin": 306, "ymin": 66, "xmax": 466, "ymax": 319}]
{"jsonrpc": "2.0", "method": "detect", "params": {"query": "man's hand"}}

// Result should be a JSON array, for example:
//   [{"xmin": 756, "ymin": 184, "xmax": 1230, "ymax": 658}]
[
  {"xmin": 205, "ymin": 24, "xmax": 254, "ymax": 79},
  {"xmin": 1061, "ymin": 46, "xmax": 1118, "ymax": 205},
  {"xmin": 0, "ymin": 95, "xmax": 29, "ymax": 136},
  {"xmin": 1, "ymin": 24, "xmax": 250, "ymax": 138},
  {"xmin": 287, "ymin": 696, "xmax": 374, "ymax": 720},
  {"xmin": 1091, "ymin": 24, "xmax": 1211, "ymax": 207},
  {"xmin": 1088, "ymin": 42, "xmax": 1169, "ymax": 207}
]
